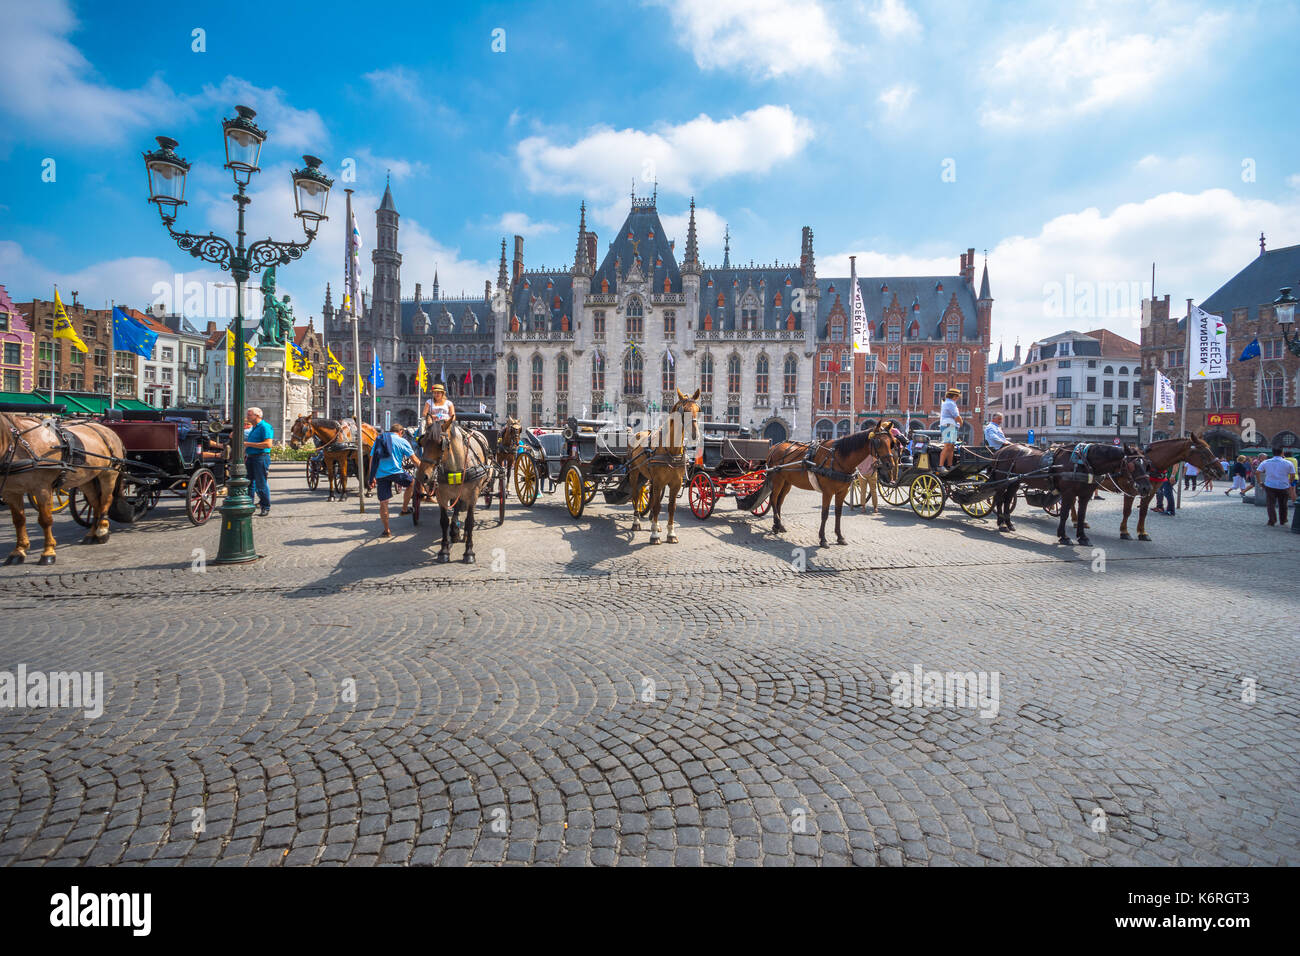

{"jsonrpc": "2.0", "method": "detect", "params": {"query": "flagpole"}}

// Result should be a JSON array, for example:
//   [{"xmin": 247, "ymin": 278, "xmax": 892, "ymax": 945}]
[
  {"xmin": 346, "ymin": 189, "xmax": 365, "ymax": 514},
  {"xmin": 109, "ymin": 299, "xmax": 116, "ymax": 411},
  {"xmin": 51, "ymin": 286, "xmax": 57, "ymax": 404},
  {"xmin": 1176, "ymin": 300, "xmax": 1193, "ymax": 507},
  {"xmin": 849, "ymin": 257, "xmax": 857, "ymax": 433}
]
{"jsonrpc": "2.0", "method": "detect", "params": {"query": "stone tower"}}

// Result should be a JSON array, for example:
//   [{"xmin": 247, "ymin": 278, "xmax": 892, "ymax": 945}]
[{"xmin": 372, "ymin": 178, "xmax": 402, "ymax": 360}]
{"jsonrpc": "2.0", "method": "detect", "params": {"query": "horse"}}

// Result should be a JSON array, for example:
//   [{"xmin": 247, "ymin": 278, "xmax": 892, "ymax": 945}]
[
  {"xmin": 621, "ymin": 389, "xmax": 701, "ymax": 545},
  {"xmin": 1098, "ymin": 433, "xmax": 1225, "ymax": 541},
  {"xmin": 0, "ymin": 412, "xmax": 126, "ymax": 565},
  {"xmin": 757, "ymin": 421, "xmax": 901, "ymax": 546},
  {"xmin": 494, "ymin": 416, "xmax": 522, "ymax": 493},
  {"xmin": 989, "ymin": 441, "xmax": 1153, "ymax": 546},
  {"xmin": 415, "ymin": 419, "xmax": 497, "ymax": 563},
  {"xmin": 288, "ymin": 415, "xmax": 378, "ymax": 501}
]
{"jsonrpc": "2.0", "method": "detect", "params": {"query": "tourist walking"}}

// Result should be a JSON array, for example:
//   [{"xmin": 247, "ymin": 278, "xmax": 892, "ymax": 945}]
[
  {"xmin": 1226, "ymin": 455, "xmax": 1250, "ymax": 497},
  {"xmin": 1256, "ymin": 447, "xmax": 1297, "ymax": 527},
  {"xmin": 366, "ymin": 423, "xmax": 417, "ymax": 537}
]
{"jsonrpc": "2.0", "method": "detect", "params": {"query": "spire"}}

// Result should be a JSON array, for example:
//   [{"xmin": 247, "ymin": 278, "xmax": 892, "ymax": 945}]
[
  {"xmin": 497, "ymin": 238, "xmax": 509, "ymax": 290},
  {"xmin": 572, "ymin": 201, "xmax": 590, "ymax": 276},
  {"xmin": 996, "ymin": 339, "xmax": 1004, "ymax": 363},
  {"xmin": 978, "ymin": 255, "xmax": 991, "ymax": 300},
  {"xmin": 682, "ymin": 197, "xmax": 700, "ymax": 275},
  {"xmin": 800, "ymin": 226, "xmax": 816, "ymax": 283},
  {"xmin": 379, "ymin": 176, "xmax": 396, "ymax": 212},
  {"xmin": 324, "ymin": 282, "xmax": 332, "ymax": 310},
  {"xmin": 722, "ymin": 224, "xmax": 731, "ymax": 270},
  {"xmin": 432, "ymin": 268, "xmax": 440, "ymax": 300}
]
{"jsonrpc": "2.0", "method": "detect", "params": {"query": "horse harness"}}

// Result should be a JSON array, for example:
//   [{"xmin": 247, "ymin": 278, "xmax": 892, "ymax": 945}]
[{"xmin": 0, "ymin": 417, "xmax": 116, "ymax": 497}]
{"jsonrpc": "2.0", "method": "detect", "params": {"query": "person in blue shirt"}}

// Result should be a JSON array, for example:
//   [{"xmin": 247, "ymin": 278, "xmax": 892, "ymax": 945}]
[
  {"xmin": 983, "ymin": 412, "xmax": 1008, "ymax": 450},
  {"xmin": 366, "ymin": 423, "xmax": 417, "ymax": 537},
  {"xmin": 243, "ymin": 406, "xmax": 273, "ymax": 516}
]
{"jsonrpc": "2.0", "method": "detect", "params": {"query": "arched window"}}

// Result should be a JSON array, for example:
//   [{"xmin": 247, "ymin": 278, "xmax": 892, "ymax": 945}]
[
  {"xmin": 661, "ymin": 352, "xmax": 675, "ymax": 392},
  {"xmin": 1118, "ymin": 365, "xmax": 1128, "ymax": 375},
  {"xmin": 485, "ymin": 373, "xmax": 496, "ymax": 396},
  {"xmin": 946, "ymin": 318, "xmax": 959, "ymax": 342},
  {"xmin": 1274, "ymin": 430, "xmax": 1299, "ymax": 450},
  {"xmin": 727, "ymin": 354, "xmax": 741, "ymax": 393},
  {"xmin": 556, "ymin": 354, "xmax": 569, "ymax": 393},
  {"xmin": 506, "ymin": 354, "xmax": 518, "ymax": 391},
  {"xmin": 473, "ymin": 373, "xmax": 483, "ymax": 394},
  {"xmin": 836, "ymin": 419, "xmax": 851, "ymax": 438},
  {"xmin": 1103, "ymin": 365, "xmax": 1114, "ymax": 375},
  {"xmin": 700, "ymin": 353, "xmax": 714, "ymax": 393},
  {"xmin": 398, "ymin": 373, "xmax": 407, "ymax": 395},
  {"xmin": 816, "ymin": 419, "xmax": 834, "ymax": 441},
  {"xmin": 955, "ymin": 350, "xmax": 970, "ymax": 373},
  {"xmin": 592, "ymin": 351, "xmax": 605, "ymax": 391},
  {"xmin": 934, "ymin": 350, "xmax": 948, "ymax": 373},
  {"xmin": 756, "ymin": 354, "xmax": 769, "ymax": 396},
  {"xmin": 625, "ymin": 296, "xmax": 643, "ymax": 339},
  {"xmin": 783, "ymin": 355, "xmax": 797, "ymax": 396},
  {"xmin": 531, "ymin": 355, "xmax": 544, "ymax": 392},
  {"xmin": 623, "ymin": 349, "xmax": 643, "ymax": 394}
]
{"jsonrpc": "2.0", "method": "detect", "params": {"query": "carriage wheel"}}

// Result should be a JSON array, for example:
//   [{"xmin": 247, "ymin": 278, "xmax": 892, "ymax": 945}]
[
  {"xmin": 563, "ymin": 465, "xmax": 586, "ymax": 518},
  {"xmin": 27, "ymin": 489, "xmax": 71, "ymax": 514},
  {"xmin": 688, "ymin": 472, "xmax": 716, "ymax": 520},
  {"xmin": 879, "ymin": 478, "xmax": 909, "ymax": 506},
  {"xmin": 108, "ymin": 480, "xmax": 143, "ymax": 524},
  {"xmin": 306, "ymin": 457, "xmax": 320, "ymax": 491},
  {"xmin": 847, "ymin": 475, "xmax": 866, "ymax": 509},
  {"xmin": 957, "ymin": 474, "xmax": 994, "ymax": 518},
  {"xmin": 634, "ymin": 481, "xmax": 651, "ymax": 517},
  {"xmin": 514, "ymin": 454, "xmax": 539, "ymax": 507},
  {"xmin": 411, "ymin": 487, "xmax": 421, "ymax": 525},
  {"xmin": 330, "ymin": 462, "xmax": 348, "ymax": 498},
  {"xmin": 69, "ymin": 488, "xmax": 95, "ymax": 528},
  {"xmin": 909, "ymin": 473, "xmax": 946, "ymax": 520},
  {"xmin": 582, "ymin": 479, "xmax": 597, "ymax": 504},
  {"xmin": 751, "ymin": 498, "xmax": 771, "ymax": 517},
  {"xmin": 1044, "ymin": 497, "xmax": 1062, "ymax": 517},
  {"xmin": 186, "ymin": 468, "xmax": 218, "ymax": 525}
]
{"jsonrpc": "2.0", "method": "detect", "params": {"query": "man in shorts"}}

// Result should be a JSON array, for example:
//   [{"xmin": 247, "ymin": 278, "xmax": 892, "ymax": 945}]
[
  {"xmin": 938, "ymin": 387, "xmax": 963, "ymax": 473},
  {"xmin": 366, "ymin": 423, "xmax": 416, "ymax": 537}
]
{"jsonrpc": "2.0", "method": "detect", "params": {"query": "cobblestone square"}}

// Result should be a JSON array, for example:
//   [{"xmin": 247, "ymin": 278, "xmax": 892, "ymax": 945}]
[{"xmin": 1, "ymin": 464, "xmax": 1296, "ymax": 866}]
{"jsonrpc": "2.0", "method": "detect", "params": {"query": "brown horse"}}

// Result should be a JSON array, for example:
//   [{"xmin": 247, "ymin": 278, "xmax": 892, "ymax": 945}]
[
  {"xmin": 494, "ymin": 417, "xmax": 521, "ymax": 492},
  {"xmin": 0, "ymin": 412, "xmax": 125, "ymax": 565},
  {"xmin": 415, "ymin": 419, "xmax": 497, "ymax": 563},
  {"xmin": 1098, "ymin": 433, "xmax": 1225, "ymax": 541},
  {"xmin": 289, "ymin": 415, "xmax": 378, "ymax": 501},
  {"xmin": 624, "ymin": 389, "xmax": 701, "ymax": 544},
  {"xmin": 989, "ymin": 441, "xmax": 1153, "ymax": 545},
  {"xmin": 759, "ymin": 422, "xmax": 901, "ymax": 546}
]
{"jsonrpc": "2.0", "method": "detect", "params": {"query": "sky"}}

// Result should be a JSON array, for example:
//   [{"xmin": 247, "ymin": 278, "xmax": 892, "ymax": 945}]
[{"xmin": 1, "ymin": 0, "xmax": 1297, "ymax": 352}]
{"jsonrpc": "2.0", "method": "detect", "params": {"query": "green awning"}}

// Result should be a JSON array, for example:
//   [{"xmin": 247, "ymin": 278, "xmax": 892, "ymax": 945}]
[
  {"xmin": 116, "ymin": 399, "xmax": 155, "ymax": 411},
  {"xmin": 0, "ymin": 391, "xmax": 60, "ymax": 408}
]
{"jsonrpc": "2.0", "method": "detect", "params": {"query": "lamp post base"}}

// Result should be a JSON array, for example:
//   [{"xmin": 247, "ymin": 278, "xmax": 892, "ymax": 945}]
[{"xmin": 212, "ymin": 476, "xmax": 261, "ymax": 564}]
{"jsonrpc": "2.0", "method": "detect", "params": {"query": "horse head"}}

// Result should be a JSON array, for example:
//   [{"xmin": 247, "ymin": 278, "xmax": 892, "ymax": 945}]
[
  {"xmin": 1122, "ymin": 449, "xmax": 1155, "ymax": 497},
  {"xmin": 669, "ymin": 388, "xmax": 702, "ymax": 450},
  {"xmin": 287, "ymin": 414, "xmax": 314, "ymax": 449},
  {"xmin": 868, "ymin": 420, "xmax": 901, "ymax": 483},
  {"xmin": 499, "ymin": 416, "xmax": 521, "ymax": 455},
  {"xmin": 1185, "ymin": 431, "xmax": 1226, "ymax": 478}
]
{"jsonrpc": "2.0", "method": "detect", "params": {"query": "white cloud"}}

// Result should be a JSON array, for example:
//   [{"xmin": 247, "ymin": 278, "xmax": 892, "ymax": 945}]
[
  {"xmin": 517, "ymin": 106, "xmax": 814, "ymax": 217},
  {"xmin": 980, "ymin": 12, "xmax": 1227, "ymax": 128},
  {"xmin": 658, "ymin": 205, "xmax": 728, "ymax": 262},
  {"xmin": 878, "ymin": 83, "xmax": 916, "ymax": 119},
  {"xmin": 830, "ymin": 188, "xmax": 1300, "ymax": 354},
  {"xmin": 194, "ymin": 78, "xmax": 328, "ymax": 152},
  {"xmin": 868, "ymin": 0, "xmax": 921, "ymax": 39},
  {"xmin": 363, "ymin": 67, "xmax": 424, "ymax": 106},
  {"xmin": 495, "ymin": 212, "xmax": 559, "ymax": 238},
  {"xmin": 648, "ymin": 0, "xmax": 844, "ymax": 79},
  {"xmin": 1286, "ymin": 173, "xmax": 1300, "ymax": 190}
]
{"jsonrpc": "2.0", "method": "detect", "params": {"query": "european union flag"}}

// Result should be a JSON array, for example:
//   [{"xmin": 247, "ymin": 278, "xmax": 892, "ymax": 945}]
[
  {"xmin": 112, "ymin": 307, "xmax": 157, "ymax": 358},
  {"xmin": 367, "ymin": 355, "xmax": 384, "ymax": 389},
  {"xmin": 1239, "ymin": 337, "xmax": 1261, "ymax": 361}
]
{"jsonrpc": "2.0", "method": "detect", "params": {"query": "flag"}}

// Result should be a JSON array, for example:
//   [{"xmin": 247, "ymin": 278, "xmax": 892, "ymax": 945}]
[
  {"xmin": 464, "ymin": 363, "xmax": 472, "ymax": 388},
  {"xmin": 1239, "ymin": 337, "xmax": 1261, "ymax": 361},
  {"xmin": 344, "ymin": 206, "xmax": 363, "ymax": 315},
  {"xmin": 828, "ymin": 360, "xmax": 840, "ymax": 374},
  {"xmin": 112, "ymin": 307, "xmax": 157, "ymax": 358},
  {"xmin": 327, "ymin": 348, "xmax": 345, "ymax": 385},
  {"xmin": 367, "ymin": 355, "xmax": 384, "ymax": 390},
  {"xmin": 850, "ymin": 263, "xmax": 870, "ymax": 354},
  {"xmin": 1154, "ymin": 368, "xmax": 1176, "ymax": 414},
  {"xmin": 666, "ymin": 350, "xmax": 674, "ymax": 367},
  {"xmin": 439, "ymin": 362, "xmax": 445, "ymax": 386},
  {"xmin": 53, "ymin": 289, "xmax": 88, "ymax": 353},
  {"xmin": 1188, "ymin": 305, "xmax": 1227, "ymax": 380},
  {"xmin": 225, "ymin": 329, "xmax": 255, "ymax": 368},
  {"xmin": 479, "ymin": 403, "xmax": 487, "ymax": 414},
  {"xmin": 287, "ymin": 341, "xmax": 312, "ymax": 378},
  {"xmin": 417, "ymin": 355, "xmax": 429, "ymax": 391}
]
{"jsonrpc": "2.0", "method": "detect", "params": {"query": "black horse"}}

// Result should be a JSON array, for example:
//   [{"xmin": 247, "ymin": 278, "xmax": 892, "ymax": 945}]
[{"xmin": 989, "ymin": 442, "xmax": 1153, "ymax": 546}]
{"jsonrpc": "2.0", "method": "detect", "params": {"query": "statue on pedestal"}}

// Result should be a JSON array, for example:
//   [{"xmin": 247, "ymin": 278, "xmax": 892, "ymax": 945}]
[{"xmin": 258, "ymin": 266, "xmax": 296, "ymax": 348}]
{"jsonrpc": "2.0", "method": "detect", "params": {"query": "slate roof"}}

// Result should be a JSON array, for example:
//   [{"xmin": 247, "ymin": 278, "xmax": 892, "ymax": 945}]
[
  {"xmin": 399, "ymin": 295, "xmax": 494, "ymax": 337},
  {"xmin": 590, "ymin": 201, "xmax": 683, "ymax": 299},
  {"xmin": 511, "ymin": 272, "xmax": 576, "ymax": 333},
  {"xmin": 820, "ymin": 275, "xmax": 979, "ymax": 342},
  {"xmin": 700, "ymin": 266, "xmax": 805, "ymax": 331},
  {"xmin": 1199, "ymin": 242, "xmax": 1300, "ymax": 323}
]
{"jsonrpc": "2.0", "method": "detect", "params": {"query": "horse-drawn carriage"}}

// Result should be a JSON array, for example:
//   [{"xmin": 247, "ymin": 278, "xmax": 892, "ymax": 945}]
[
  {"xmin": 512, "ymin": 426, "xmax": 567, "ymax": 507},
  {"xmin": 410, "ymin": 411, "xmax": 512, "ymax": 525},
  {"xmin": 553, "ymin": 417, "xmax": 654, "ymax": 519},
  {"xmin": 685, "ymin": 422, "xmax": 772, "ymax": 520}
]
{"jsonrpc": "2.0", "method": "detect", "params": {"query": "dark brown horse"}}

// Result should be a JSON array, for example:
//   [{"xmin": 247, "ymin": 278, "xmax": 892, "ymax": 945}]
[
  {"xmin": 0, "ymin": 413, "xmax": 126, "ymax": 565},
  {"xmin": 989, "ymin": 441, "xmax": 1153, "ymax": 545},
  {"xmin": 758, "ymin": 422, "xmax": 901, "ymax": 546},
  {"xmin": 1097, "ymin": 433, "xmax": 1225, "ymax": 541},
  {"xmin": 289, "ymin": 415, "xmax": 378, "ymax": 501},
  {"xmin": 494, "ymin": 417, "xmax": 521, "ymax": 493}
]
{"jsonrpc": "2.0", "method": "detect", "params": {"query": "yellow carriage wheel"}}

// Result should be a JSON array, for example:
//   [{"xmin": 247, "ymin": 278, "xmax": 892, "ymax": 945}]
[
  {"xmin": 957, "ymin": 474, "xmax": 994, "ymax": 518},
  {"xmin": 908, "ymin": 473, "xmax": 946, "ymax": 520},
  {"xmin": 514, "ymin": 453, "xmax": 538, "ymax": 506},
  {"xmin": 30, "ymin": 489, "xmax": 71, "ymax": 514},
  {"xmin": 563, "ymin": 465, "xmax": 586, "ymax": 518},
  {"xmin": 847, "ymin": 475, "xmax": 866, "ymax": 508},
  {"xmin": 634, "ymin": 481, "xmax": 651, "ymax": 516}
]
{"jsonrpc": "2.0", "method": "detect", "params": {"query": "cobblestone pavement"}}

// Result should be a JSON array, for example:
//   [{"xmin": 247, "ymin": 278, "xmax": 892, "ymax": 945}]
[{"xmin": 1, "ymin": 464, "xmax": 1296, "ymax": 866}]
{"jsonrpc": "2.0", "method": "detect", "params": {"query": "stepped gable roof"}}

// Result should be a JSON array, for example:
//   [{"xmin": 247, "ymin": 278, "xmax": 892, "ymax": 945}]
[
  {"xmin": 1200, "ymin": 242, "xmax": 1300, "ymax": 324},
  {"xmin": 399, "ymin": 294, "xmax": 493, "ymax": 337},
  {"xmin": 817, "ymin": 274, "xmax": 977, "ymax": 341},
  {"xmin": 510, "ymin": 271, "xmax": 575, "ymax": 333},
  {"xmin": 697, "ymin": 265, "xmax": 805, "ymax": 332},
  {"xmin": 591, "ymin": 199, "xmax": 681, "ymax": 298}
]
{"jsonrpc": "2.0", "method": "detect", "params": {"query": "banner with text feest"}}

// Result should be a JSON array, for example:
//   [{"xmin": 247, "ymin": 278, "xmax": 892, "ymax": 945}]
[{"xmin": 1188, "ymin": 305, "xmax": 1227, "ymax": 381}]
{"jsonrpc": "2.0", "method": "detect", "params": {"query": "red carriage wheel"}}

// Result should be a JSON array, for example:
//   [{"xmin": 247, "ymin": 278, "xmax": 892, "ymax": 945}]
[
  {"xmin": 751, "ymin": 498, "xmax": 771, "ymax": 517},
  {"xmin": 186, "ymin": 468, "xmax": 218, "ymax": 525},
  {"xmin": 688, "ymin": 472, "xmax": 716, "ymax": 520}
]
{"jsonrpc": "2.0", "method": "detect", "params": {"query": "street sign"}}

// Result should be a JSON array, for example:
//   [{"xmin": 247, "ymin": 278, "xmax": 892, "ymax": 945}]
[
  {"xmin": 384, "ymin": 409, "xmax": 391, "ymax": 431},
  {"xmin": 1027, "ymin": 428, "xmax": 1035, "ymax": 445},
  {"xmin": 1113, "ymin": 437, "xmax": 1122, "ymax": 446}
]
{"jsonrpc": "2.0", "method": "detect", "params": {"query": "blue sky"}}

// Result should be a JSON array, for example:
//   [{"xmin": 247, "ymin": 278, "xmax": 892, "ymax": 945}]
[{"xmin": 2, "ymin": 0, "xmax": 1297, "ymax": 349}]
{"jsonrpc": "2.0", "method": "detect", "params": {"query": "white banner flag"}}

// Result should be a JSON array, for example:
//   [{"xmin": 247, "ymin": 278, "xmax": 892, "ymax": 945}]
[
  {"xmin": 850, "ymin": 263, "xmax": 870, "ymax": 354},
  {"xmin": 1154, "ymin": 368, "xmax": 1177, "ymax": 414},
  {"xmin": 1188, "ymin": 305, "xmax": 1227, "ymax": 381}
]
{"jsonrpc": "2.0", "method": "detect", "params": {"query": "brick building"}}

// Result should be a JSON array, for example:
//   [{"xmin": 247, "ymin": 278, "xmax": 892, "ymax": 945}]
[
  {"xmin": 0, "ymin": 285, "xmax": 35, "ymax": 393},
  {"xmin": 16, "ymin": 294, "xmax": 127, "ymax": 396},
  {"xmin": 1141, "ymin": 240, "xmax": 1300, "ymax": 456},
  {"xmin": 293, "ymin": 321, "xmax": 328, "ymax": 412}
]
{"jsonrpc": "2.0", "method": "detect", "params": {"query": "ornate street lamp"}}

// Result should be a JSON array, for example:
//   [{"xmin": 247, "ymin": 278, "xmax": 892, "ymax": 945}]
[
  {"xmin": 144, "ymin": 105, "xmax": 331, "ymax": 564},
  {"xmin": 1272, "ymin": 287, "xmax": 1300, "ymax": 356}
]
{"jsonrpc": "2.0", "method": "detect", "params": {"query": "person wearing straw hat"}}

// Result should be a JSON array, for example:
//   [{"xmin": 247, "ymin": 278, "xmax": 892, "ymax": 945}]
[
  {"xmin": 423, "ymin": 381, "xmax": 456, "ymax": 430},
  {"xmin": 937, "ymin": 387, "xmax": 963, "ymax": 473}
]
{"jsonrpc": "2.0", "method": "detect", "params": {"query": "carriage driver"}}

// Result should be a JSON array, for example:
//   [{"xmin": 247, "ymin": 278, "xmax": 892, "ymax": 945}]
[
  {"xmin": 423, "ymin": 382, "xmax": 455, "ymax": 430},
  {"xmin": 938, "ymin": 388, "xmax": 964, "ymax": 473},
  {"xmin": 983, "ymin": 412, "xmax": 1008, "ymax": 450}
]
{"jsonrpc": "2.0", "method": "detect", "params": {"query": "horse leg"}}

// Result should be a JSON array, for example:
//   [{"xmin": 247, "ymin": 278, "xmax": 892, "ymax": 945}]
[
  {"xmin": 5, "ymin": 497, "xmax": 29, "ymax": 564},
  {"xmin": 666, "ymin": 477, "xmax": 680, "ymax": 544},
  {"xmin": 436, "ymin": 504, "xmax": 451, "ymax": 562},
  {"xmin": 1076, "ymin": 496, "xmax": 1092, "ymax": 547},
  {"xmin": 462, "ymin": 500, "xmax": 476, "ymax": 563},
  {"xmin": 1137, "ymin": 494, "xmax": 1153, "ymax": 542},
  {"xmin": 450, "ymin": 502, "xmax": 463, "ymax": 543},
  {"xmin": 498, "ymin": 471, "xmax": 506, "ymax": 524},
  {"xmin": 32, "ymin": 490, "xmax": 56, "ymax": 565},
  {"xmin": 868, "ymin": 475, "xmax": 879, "ymax": 514},
  {"xmin": 648, "ymin": 477, "xmax": 662, "ymax": 545},
  {"xmin": 819, "ymin": 492, "xmax": 831, "ymax": 547},
  {"xmin": 1057, "ymin": 488, "xmax": 1074, "ymax": 544},
  {"xmin": 631, "ymin": 474, "xmax": 644, "ymax": 533},
  {"xmin": 771, "ymin": 479, "xmax": 788, "ymax": 534},
  {"xmin": 834, "ymin": 492, "xmax": 847, "ymax": 545},
  {"xmin": 91, "ymin": 474, "xmax": 114, "ymax": 542}
]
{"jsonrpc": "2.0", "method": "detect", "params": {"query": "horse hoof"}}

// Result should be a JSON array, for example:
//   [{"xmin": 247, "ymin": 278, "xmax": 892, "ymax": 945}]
[
  {"xmin": 1005, "ymin": 523, "xmax": 1015, "ymax": 532},
  {"xmin": 1059, "ymin": 537, "xmax": 1073, "ymax": 545},
  {"xmin": 819, "ymin": 539, "xmax": 828, "ymax": 548},
  {"xmin": 649, "ymin": 536, "xmax": 661, "ymax": 545},
  {"xmin": 772, "ymin": 524, "xmax": 786, "ymax": 534},
  {"xmin": 1078, "ymin": 537, "xmax": 1091, "ymax": 547},
  {"xmin": 1120, "ymin": 533, "xmax": 1132, "ymax": 541},
  {"xmin": 436, "ymin": 551, "xmax": 450, "ymax": 563},
  {"xmin": 1138, "ymin": 534, "xmax": 1152, "ymax": 542},
  {"xmin": 836, "ymin": 537, "xmax": 847, "ymax": 546},
  {"xmin": 5, "ymin": 554, "xmax": 24, "ymax": 565},
  {"xmin": 37, "ymin": 554, "xmax": 55, "ymax": 566},
  {"xmin": 462, "ymin": 552, "xmax": 476, "ymax": 564},
  {"xmin": 666, "ymin": 534, "xmax": 678, "ymax": 544}
]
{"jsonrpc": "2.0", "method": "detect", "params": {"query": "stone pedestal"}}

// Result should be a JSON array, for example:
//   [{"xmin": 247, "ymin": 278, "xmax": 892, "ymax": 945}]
[{"xmin": 247, "ymin": 346, "xmax": 313, "ymax": 444}]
